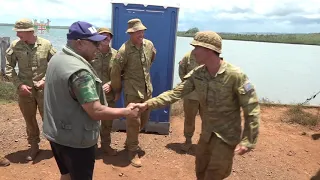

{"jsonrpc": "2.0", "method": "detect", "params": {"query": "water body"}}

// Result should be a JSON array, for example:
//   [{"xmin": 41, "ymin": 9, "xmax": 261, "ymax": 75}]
[{"xmin": 1, "ymin": 26, "xmax": 320, "ymax": 105}]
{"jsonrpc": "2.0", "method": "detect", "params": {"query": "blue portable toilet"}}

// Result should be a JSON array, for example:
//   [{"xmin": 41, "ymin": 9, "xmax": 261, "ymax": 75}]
[{"xmin": 110, "ymin": 1, "xmax": 179, "ymax": 135}]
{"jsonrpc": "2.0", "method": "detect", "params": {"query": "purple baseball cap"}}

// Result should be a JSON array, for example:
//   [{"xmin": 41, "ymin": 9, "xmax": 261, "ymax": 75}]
[{"xmin": 67, "ymin": 21, "xmax": 106, "ymax": 41}]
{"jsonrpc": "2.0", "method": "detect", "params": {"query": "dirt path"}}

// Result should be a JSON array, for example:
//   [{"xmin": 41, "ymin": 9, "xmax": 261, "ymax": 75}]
[{"xmin": 0, "ymin": 103, "xmax": 319, "ymax": 180}]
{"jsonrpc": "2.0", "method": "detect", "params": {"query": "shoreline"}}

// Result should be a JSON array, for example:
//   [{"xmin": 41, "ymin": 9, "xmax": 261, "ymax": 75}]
[{"xmin": 1, "ymin": 24, "xmax": 319, "ymax": 46}]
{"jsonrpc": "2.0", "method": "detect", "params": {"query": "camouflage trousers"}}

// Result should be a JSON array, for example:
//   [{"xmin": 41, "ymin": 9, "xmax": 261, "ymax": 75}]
[
  {"xmin": 195, "ymin": 132, "xmax": 236, "ymax": 180},
  {"xmin": 18, "ymin": 88, "xmax": 44, "ymax": 145},
  {"xmin": 183, "ymin": 98, "xmax": 201, "ymax": 139},
  {"xmin": 100, "ymin": 100, "xmax": 116, "ymax": 146},
  {"xmin": 124, "ymin": 94, "xmax": 151, "ymax": 152}
]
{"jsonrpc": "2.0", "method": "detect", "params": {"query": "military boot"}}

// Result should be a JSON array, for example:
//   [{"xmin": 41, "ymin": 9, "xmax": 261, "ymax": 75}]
[
  {"xmin": 181, "ymin": 138, "xmax": 192, "ymax": 152},
  {"xmin": 0, "ymin": 156, "xmax": 10, "ymax": 167},
  {"xmin": 128, "ymin": 151, "xmax": 141, "ymax": 168},
  {"xmin": 101, "ymin": 144, "xmax": 117, "ymax": 156},
  {"xmin": 26, "ymin": 143, "xmax": 40, "ymax": 161}
]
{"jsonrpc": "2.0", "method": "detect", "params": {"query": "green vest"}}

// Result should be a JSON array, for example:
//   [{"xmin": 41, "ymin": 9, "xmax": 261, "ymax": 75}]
[{"xmin": 43, "ymin": 46, "xmax": 104, "ymax": 148}]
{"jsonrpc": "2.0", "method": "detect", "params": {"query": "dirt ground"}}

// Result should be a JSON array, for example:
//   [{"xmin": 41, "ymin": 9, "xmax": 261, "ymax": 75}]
[{"xmin": 0, "ymin": 103, "xmax": 319, "ymax": 180}]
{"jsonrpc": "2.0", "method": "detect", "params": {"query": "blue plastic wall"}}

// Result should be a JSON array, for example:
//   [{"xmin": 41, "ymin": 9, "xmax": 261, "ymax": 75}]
[{"xmin": 111, "ymin": 3, "xmax": 179, "ymax": 125}]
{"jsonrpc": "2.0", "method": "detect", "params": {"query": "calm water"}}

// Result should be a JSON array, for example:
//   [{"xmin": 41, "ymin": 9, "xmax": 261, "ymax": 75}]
[{"xmin": 1, "ymin": 26, "xmax": 320, "ymax": 105}]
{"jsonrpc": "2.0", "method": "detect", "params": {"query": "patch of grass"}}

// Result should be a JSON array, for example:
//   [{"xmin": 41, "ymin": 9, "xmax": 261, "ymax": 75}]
[
  {"xmin": 283, "ymin": 105, "xmax": 320, "ymax": 126},
  {"xmin": 0, "ymin": 78, "xmax": 18, "ymax": 102}
]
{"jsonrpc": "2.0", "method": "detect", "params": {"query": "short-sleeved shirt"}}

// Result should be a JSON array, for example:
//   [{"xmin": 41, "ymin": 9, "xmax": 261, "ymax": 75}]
[{"xmin": 68, "ymin": 69, "xmax": 100, "ymax": 104}]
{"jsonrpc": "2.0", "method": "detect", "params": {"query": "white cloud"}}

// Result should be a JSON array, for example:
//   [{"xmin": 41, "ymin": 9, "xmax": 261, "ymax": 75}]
[{"xmin": 0, "ymin": 0, "xmax": 319, "ymax": 33}]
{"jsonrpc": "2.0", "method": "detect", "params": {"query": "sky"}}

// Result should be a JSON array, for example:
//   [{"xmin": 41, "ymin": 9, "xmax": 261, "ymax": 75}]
[{"xmin": 0, "ymin": 0, "xmax": 319, "ymax": 33}]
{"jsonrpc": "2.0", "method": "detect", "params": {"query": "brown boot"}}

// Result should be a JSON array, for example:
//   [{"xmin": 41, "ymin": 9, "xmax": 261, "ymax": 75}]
[
  {"xmin": 0, "ymin": 156, "xmax": 10, "ymax": 167},
  {"xmin": 101, "ymin": 144, "xmax": 117, "ymax": 156},
  {"xmin": 181, "ymin": 138, "xmax": 192, "ymax": 152},
  {"xmin": 128, "ymin": 151, "xmax": 141, "ymax": 168},
  {"xmin": 26, "ymin": 143, "xmax": 40, "ymax": 161}
]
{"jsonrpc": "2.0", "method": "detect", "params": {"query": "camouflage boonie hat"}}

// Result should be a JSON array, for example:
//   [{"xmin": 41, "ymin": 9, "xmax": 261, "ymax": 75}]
[
  {"xmin": 97, "ymin": 27, "xmax": 113, "ymax": 38},
  {"xmin": 190, "ymin": 31, "xmax": 222, "ymax": 54},
  {"xmin": 126, "ymin": 18, "xmax": 147, "ymax": 33},
  {"xmin": 13, "ymin": 18, "xmax": 34, "ymax": 32}
]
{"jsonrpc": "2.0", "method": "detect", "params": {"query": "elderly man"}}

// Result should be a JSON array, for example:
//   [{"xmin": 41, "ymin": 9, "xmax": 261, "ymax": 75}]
[
  {"xmin": 90, "ymin": 27, "xmax": 118, "ymax": 155},
  {"xmin": 138, "ymin": 31, "xmax": 260, "ymax": 180},
  {"xmin": 43, "ymin": 21, "xmax": 140, "ymax": 180},
  {"xmin": 110, "ymin": 18, "xmax": 156, "ymax": 167},
  {"xmin": 5, "ymin": 18, "xmax": 56, "ymax": 161}
]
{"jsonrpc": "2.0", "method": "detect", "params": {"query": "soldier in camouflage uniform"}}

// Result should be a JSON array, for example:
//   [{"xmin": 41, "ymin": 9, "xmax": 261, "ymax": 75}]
[
  {"xmin": 178, "ymin": 51, "xmax": 201, "ymax": 152},
  {"xmin": 0, "ymin": 155, "xmax": 10, "ymax": 167},
  {"xmin": 110, "ymin": 18, "xmax": 156, "ymax": 167},
  {"xmin": 91, "ymin": 27, "xmax": 117, "ymax": 156},
  {"xmin": 5, "ymin": 18, "xmax": 56, "ymax": 161},
  {"xmin": 137, "ymin": 31, "xmax": 260, "ymax": 180}
]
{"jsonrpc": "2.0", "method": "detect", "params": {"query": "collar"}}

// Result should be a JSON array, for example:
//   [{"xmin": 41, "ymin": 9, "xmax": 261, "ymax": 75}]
[
  {"xmin": 98, "ymin": 48, "xmax": 112, "ymax": 57},
  {"xmin": 204, "ymin": 60, "xmax": 227, "ymax": 78},
  {"xmin": 129, "ymin": 39, "xmax": 146, "ymax": 49},
  {"xmin": 216, "ymin": 60, "xmax": 227, "ymax": 76}
]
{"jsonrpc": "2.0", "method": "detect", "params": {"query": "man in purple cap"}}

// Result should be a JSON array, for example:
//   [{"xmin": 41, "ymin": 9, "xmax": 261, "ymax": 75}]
[{"xmin": 43, "ymin": 21, "xmax": 141, "ymax": 180}]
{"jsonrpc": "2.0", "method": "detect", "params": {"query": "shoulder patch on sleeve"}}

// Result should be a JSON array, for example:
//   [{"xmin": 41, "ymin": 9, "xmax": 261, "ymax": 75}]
[{"xmin": 243, "ymin": 81, "xmax": 254, "ymax": 93}]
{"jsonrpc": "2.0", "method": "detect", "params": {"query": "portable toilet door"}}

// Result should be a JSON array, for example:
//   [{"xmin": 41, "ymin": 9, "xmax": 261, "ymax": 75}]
[{"xmin": 110, "ymin": 1, "xmax": 179, "ymax": 135}]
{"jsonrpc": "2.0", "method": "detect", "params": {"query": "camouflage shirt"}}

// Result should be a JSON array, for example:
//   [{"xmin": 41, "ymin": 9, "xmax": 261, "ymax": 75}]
[
  {"xmin": 5, "ymin": 36, "xmax": 56, "ymax": 88},
  {"xmin": 68, "ymin": 69, "xmax": 100, "ymax": 105},
  {"xmin": 91, "ymin": 48, "xmax": 117, "ymax": 101},
  {"xmin": 178, "ymin": 51, "xmax": 200, "ymax": 100},
  {"xmin": 111, "ymin": 39, "xmax": 156, "ymax": 99},
  {"xmin": 146, "ymin": 60, "xmax": 260, "ymax": 148}
]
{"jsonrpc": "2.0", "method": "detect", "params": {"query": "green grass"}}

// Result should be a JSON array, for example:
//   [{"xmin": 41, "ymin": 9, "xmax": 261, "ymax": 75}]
[
  {"xmin": 282, "ymin": 105, "xmax": 320, "ymax": 126},
  {"xmin": 0, "ymin": 77, "xmax": 17, "ymax": 102}
]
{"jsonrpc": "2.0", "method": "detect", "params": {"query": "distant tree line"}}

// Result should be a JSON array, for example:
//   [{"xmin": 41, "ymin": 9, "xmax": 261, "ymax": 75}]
[{"xmin": 177, "ymin": 27, "xmax": 320, "ymax": 46}]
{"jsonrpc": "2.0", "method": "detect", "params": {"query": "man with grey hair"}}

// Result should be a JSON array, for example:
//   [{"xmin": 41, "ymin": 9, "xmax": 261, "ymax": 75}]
[{"xmin": 43, "ymin": 21, "xmax": 141, "ymax": 180}]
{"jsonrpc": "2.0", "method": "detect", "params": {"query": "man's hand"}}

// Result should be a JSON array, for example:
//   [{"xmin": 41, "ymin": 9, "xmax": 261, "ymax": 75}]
[
  {"xmin": 34, "ymin": 80, "xmax": 45, "ymax": 89},
  {"xmin": 125, "ymin": 103, "xmax": 140, "ymax": 119},
  {"xmin": 234, "ymin": 144, "xmax": 250, "ymax": 155},
  {"xmin": 135, "ymin": 103, "xmax": 148, "ymax": 112},
  {"xmin": 19, "ymin": 84, "xmax": 32, "ymax": 96},
  {"xmin": 102, "ymin": 83, "xmax": 112, "ymax": 93}
]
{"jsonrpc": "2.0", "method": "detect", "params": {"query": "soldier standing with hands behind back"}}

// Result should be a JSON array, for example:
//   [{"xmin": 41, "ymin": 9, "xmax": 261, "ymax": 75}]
[
  {"xmin": 5, "ymin": 18, "xmax": 56, "ymax": 161},
  {"xmin": 111, "ymin": 18, "xmax": 156, "ymax": 167}
]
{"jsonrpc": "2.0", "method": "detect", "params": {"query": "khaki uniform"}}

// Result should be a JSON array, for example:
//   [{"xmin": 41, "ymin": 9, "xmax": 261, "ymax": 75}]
[
  {"xmin": 178, "ymin": 51, "xmax": 201, "ymax": 140},
  {"xmin": 146, "ymin": 31, "xmax": 260, "ymax": 179},
  {"xmin": 91, "ymin": 48, "xmax": 117, "ymax": 147},
  {"xmin": 6, "ymin": 37, "xmax": 56, "ymax": 145},
  {"xmin": 111, "ymin": 38, "xmax": 156, "ymax": 152}
]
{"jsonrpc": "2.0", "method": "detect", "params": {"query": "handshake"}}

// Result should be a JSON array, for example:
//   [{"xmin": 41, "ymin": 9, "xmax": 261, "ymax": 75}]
[{"xmin": 124, "ymin": 103, "xmax": 148, "ymax": 119}]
